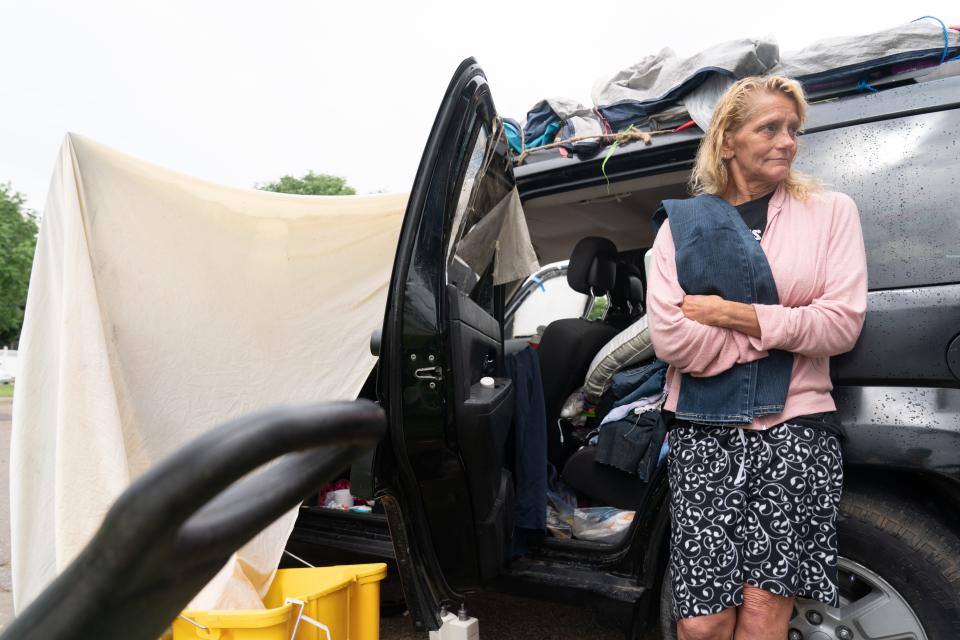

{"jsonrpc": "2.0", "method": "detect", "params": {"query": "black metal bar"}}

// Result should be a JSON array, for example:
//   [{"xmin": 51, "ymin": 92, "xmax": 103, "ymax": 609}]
[{"xmin": 4, "ymin": 400, "xmax": 386, "ymax": 640}]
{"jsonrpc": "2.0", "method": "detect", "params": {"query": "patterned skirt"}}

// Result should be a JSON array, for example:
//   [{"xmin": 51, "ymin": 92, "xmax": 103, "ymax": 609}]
[{"xmin": 667, "ymin": 421, "xmax": 844, "ymax": 620}]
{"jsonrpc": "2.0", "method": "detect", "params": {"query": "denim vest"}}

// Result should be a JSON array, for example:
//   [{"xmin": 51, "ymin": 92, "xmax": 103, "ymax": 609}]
[{"xmin": 653, "ymin": 194, "xmax": 794, "ymax": 425}]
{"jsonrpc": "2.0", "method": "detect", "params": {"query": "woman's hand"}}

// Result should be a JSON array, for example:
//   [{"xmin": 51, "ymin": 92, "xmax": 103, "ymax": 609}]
[
  {"xmin": 680, "ymin": 295, "xmax": 727, "ymax": 326},
  {"xmin": 682, "ymin": 295, "xmax": 763, "ymax": 338}
]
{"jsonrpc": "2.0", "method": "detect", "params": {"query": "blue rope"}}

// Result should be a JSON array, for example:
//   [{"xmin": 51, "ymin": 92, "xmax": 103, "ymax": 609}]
[
  {"xmin": 857, "ymin": 79, "xmax": 878, "ymax": 93},
  {"xmin": 912, "ymin": 15, "xmax": 949, "ymax": 63}
]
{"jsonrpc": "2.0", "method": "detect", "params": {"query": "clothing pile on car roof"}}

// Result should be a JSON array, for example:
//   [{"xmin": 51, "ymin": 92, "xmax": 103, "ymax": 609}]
[{"xmin": 505, "ymin": 20, "xmax": 960, "ymax": 161}]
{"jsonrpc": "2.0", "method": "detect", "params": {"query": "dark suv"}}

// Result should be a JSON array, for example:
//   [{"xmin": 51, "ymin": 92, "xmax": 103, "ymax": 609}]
[{"xmin": 289, "ymin": 58, "xmax": 960, "ymax": 639}]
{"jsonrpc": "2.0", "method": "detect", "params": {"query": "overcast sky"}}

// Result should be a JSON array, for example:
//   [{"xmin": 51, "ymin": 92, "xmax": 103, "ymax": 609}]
[{"xmin": 1, "ymin": 2, "xmax": 956, "ymax": 211}]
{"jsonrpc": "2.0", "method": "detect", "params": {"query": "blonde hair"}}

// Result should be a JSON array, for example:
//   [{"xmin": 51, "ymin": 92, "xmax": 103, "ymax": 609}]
[{"xmin": 689, "ymin": 75, "xmax": 821, "ymax": 200}]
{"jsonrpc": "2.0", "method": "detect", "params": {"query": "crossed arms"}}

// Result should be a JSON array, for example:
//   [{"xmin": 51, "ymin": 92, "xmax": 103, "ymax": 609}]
[{"xmin": 646, "ymin": 200, "xmax": 867, "ymax": 377}]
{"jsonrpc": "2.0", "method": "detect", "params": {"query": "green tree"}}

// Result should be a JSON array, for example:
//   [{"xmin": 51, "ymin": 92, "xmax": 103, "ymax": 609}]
[
  {"xmin": 258, "ymin": 171, "xmax": 356, "ymax": 196},
  {"xmin": 0, "ymin": 184, "xmax": 38, "ymax": 347}
]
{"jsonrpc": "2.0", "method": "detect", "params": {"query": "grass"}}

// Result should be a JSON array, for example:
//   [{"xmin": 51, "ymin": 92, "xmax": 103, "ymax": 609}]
[
  {"xmin": 586, "ymin": 295, "xmax": 610, "ymax": 321},
  {"xmin": 0, "ymin": 384, "xmax": 13, "ymax": 398}
]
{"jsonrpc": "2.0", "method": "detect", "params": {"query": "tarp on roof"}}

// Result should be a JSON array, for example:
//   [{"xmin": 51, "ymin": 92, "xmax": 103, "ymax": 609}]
[
  {"xmin": 591, "ymin": 35, "xmax": 779, "ymax": 125},
  {"xmin": 516, "ymin": 20, "xmax": 960, "ymax": 153},
  {"xmin": 770, "ymin": 21, "xmax": 960, "ymax": 87}
]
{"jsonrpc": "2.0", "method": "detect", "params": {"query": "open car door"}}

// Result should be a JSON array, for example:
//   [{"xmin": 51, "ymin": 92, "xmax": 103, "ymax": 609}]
[{"xmin": 376, "ymin": 58, "xmax": 521, "ymax": 632}]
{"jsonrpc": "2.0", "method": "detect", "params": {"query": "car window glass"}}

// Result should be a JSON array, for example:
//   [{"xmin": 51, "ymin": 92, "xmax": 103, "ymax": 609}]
[
  {"xmin": 510, "ymin": 269, "xmax": 589, "ymax": 338},
  {"xmin": 795, "ymin": 108, "xmax": 960, "ymax": 290},
  {"xmin": 447, "ymin": 126, "xmax": 488, "ymax": 268},
  {"xmin": 445, "ymin": 118, "xmax": 514, "ymax": 313}
]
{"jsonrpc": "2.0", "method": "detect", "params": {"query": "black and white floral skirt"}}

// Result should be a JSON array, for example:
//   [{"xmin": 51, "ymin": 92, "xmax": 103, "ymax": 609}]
[{"xmin": 667, "ymin": 421, "xmax": 844, "ymax": 620}]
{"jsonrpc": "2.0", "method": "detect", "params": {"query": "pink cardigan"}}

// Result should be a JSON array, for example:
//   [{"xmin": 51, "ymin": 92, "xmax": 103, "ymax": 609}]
[{"xmin": 646, "ymin": 182, "xmax": 868, "ymax": 430}]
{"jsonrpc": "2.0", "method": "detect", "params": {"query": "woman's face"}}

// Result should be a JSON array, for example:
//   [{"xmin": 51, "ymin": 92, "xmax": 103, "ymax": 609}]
[{"xmin": 721, "ymin": 92, "xmax": 800, "ymax": 189}]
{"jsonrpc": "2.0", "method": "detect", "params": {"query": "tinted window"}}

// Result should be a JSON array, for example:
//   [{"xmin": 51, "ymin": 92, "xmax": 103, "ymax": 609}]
[
  {"xmin": 445, "ymin": 118, "xmax": 515, "ymax": 314},
  {"xmin": 796, "ymin": 108, "xmax": 960, "ymax": 290}
]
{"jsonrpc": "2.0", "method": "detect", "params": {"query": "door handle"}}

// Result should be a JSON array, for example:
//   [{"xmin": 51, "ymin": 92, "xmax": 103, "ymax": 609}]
[{"xmin": 415, "ymin": 366, "xmax": 443, "ymax": 381}]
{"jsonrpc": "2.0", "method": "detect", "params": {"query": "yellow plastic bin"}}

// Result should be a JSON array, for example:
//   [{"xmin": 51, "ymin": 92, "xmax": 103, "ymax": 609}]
[{"xmin": 172, "ymin": 563, "xmax": 388, "ymax": 640}]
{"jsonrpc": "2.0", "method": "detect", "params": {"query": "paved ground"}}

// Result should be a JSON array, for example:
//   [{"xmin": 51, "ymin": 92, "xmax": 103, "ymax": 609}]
[
  {"xmin": 0, "ymin": 398, "xmax": 619, "ymax": 638},
  {"xmin": 380, "ymin": 592, "xmax": 624, "ymax": 639}
]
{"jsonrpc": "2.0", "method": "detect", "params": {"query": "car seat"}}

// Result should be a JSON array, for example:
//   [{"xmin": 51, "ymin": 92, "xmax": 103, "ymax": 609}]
[
  {"xmin": 561, "ymin": 444, "xmax": 649, "ymax": 510},
  {"xmin": 613, "ymin": 260, "xmax": 645, "ymax": 318},
  {"xmin": 561, "ymin": 258, "xmax": 655, "ymax": 510},
  {"xmin": 537, "ymin": 237, "xmax": 621, "ymax": 467},
  {"xmin": 601, "ymin": 257, "xmax": 645, "ymax": 332}
]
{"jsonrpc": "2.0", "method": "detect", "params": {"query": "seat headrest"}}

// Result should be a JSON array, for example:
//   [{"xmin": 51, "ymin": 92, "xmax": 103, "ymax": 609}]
[
  {"xmin": 643, "ymin": 249, "xmax": 654, "ymax": 288},
  {"xmin": 567, "ymin": 237, "xmax": 617, "ymax": 295},
  {"xmin": 612, "ymin": 262, "xmax": 645, "ymax": 308}
]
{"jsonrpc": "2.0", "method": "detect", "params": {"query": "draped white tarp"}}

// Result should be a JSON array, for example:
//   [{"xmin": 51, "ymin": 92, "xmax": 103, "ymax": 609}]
[{"xmin": 10, "ymin": 133, "xmax": 407, "ymax": 613}]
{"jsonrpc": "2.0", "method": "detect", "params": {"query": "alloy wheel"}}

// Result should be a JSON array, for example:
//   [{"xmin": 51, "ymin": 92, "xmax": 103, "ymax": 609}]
[{"xmin": 790, "ymin": 556, "xmax": 927, "ymax": 640}]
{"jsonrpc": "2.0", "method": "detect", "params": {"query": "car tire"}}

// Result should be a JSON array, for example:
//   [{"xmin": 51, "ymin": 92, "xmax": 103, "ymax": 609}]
[
  {"xmin": 651, "ymin": 485, "xmax": 960, "ymax": 639},
  {"xmin": 824, "ymin": 485, "xmax": 960, "ymax": 639}
]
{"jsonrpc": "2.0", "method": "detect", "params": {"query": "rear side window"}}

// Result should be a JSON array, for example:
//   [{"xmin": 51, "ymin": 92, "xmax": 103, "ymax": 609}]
[
  {"xmin": 509, "ymin": 266, "xmax": 589, "ymax": 338},
  {"xmin": 796, "ymin": 108, "xmax": 960, "ymax": 290}
]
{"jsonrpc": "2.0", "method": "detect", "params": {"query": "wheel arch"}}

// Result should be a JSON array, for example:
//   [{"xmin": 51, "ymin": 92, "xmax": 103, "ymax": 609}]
[{"xmin": 843, "ymin": 465, "xmax": 960, "ymax": 538}]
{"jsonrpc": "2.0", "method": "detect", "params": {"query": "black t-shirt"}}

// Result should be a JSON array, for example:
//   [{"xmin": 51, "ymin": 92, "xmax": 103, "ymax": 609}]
[
  {"xmin": 660, "ymin": 189, "xmax": 846, "ymax": 442},
  {"xmin": 735, "ymin": 189, "xmax": 774, "ymax": 242}
]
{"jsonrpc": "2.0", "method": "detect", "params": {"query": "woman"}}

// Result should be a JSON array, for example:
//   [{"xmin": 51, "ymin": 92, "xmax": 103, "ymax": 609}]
[{"xmin": 646, "ymin": 75, "xmax": 868, "ymax": 640}]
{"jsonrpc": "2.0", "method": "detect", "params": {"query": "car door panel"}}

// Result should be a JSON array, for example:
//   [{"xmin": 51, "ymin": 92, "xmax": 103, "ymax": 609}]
[
  {"xmin": 376, "ymin": 57, "xmax": 516, "ymax": 628},
  {"xmin": 447, "ymin": 284, "xmax": 514, "ymax": 581},
  {"xmin": 833, "ymin": 285, "xmax": 960, "ymax": 385}
]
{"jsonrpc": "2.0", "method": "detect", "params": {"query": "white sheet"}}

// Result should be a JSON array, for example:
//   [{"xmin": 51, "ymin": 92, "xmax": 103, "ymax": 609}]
[{"xmin": 10, "ymin": 133, "xmax": 406, "ymax": 612}]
